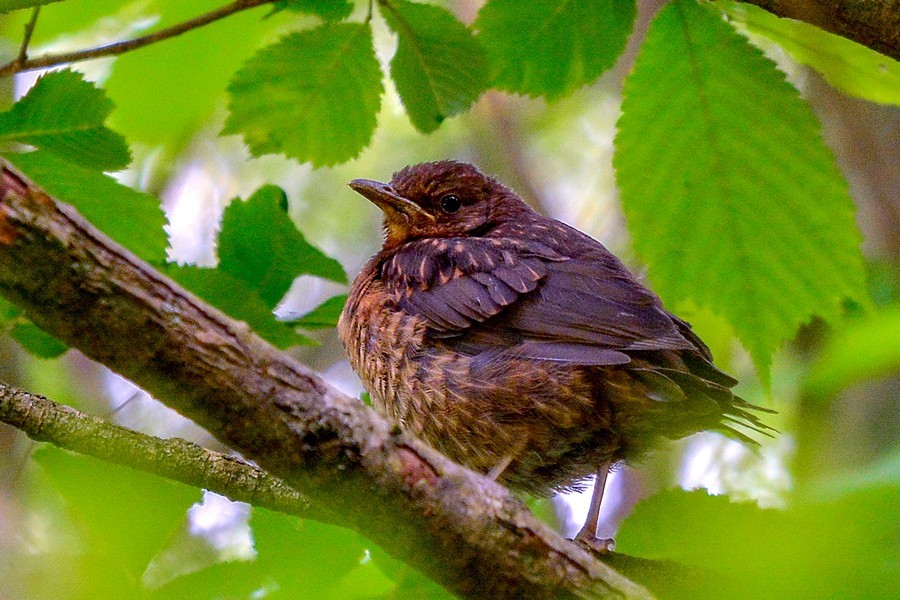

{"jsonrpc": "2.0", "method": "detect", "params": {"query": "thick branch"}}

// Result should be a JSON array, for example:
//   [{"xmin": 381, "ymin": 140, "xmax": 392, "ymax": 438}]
[
  {"xmin": 738, "ymin": 0, "xmax": 900, "ymax": 60},
  {"xmin": 0, "ymin": 382, "xmax": 326, "ymax": 520},
  {"xmin": 0, "ymin": 381, "xmax": 725, "ymax": 600},
  {"xmin": 0, "ymin": 158, "xmax": 652, "ymax": 598},
  {"xmin": 0, "ymin": 0, "xmax": 272, "ymax": 78}
]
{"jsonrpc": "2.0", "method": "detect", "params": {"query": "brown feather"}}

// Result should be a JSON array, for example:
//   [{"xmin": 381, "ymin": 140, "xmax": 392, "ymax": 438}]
[{"xmin": 339, "ymin": 161, "xmax": 774, "ymax": 498}]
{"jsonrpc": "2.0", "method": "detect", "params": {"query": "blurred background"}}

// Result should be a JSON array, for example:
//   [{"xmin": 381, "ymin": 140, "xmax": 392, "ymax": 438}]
[{"xmin": 0, "ymin": 1, "xmax": 896, "ymax": 598}]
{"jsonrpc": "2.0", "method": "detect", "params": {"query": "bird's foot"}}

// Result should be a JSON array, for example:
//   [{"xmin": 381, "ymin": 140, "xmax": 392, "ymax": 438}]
[{"xmin": 573, "ymin": 529, "xmax": 615, "ymax": 554}]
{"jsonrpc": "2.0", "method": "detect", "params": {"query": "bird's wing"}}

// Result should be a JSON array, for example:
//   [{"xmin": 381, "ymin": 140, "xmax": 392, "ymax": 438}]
[
  {"xmin": 382, "ymin": 236, "xmax": 555, "ymax": 331},
  {"xmin": 382, "ymin": 236, "xmax": 701, "ymax": 366}
]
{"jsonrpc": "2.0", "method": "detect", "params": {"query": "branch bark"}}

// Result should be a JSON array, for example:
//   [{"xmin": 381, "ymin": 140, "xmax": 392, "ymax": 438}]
[
  {"xmin": 0, "ymin": 382, "xmax": 327, "ymax": 520},
  {"xmin": 0, "ymin": 158, "xmax": 653, "ymax": 598},
  {"xmin": 738, "ymin": 0, "xmax": 900, "ymax": 60}
]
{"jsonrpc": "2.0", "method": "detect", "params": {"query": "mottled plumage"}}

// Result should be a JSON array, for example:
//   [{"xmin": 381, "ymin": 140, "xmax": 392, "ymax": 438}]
[{"xmin": 338, "ymin": 161, "xmax": 772, "ymax": 543}]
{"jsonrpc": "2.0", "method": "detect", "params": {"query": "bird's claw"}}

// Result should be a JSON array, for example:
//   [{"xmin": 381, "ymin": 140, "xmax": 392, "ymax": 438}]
[{"xmin": 573, "ymin": 530, "xmax": 615, "ymax": 554}]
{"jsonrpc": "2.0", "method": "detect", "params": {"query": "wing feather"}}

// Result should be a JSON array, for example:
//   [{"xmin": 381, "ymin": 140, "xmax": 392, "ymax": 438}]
[{"xmin": 382, "ymin": 234, "xmax": 704, "ymax": 366}]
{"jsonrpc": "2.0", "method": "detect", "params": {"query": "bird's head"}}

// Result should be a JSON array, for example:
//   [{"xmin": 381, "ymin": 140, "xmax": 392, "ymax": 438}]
[{"xmin": 349, "ymin": 161, "xmax": 529, "ymax": 249}]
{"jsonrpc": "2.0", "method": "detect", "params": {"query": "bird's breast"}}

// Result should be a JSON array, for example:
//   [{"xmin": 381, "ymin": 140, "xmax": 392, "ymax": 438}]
[{"xmin": 339, "ymin": 268, "xmax": 427, "ymax": 423}]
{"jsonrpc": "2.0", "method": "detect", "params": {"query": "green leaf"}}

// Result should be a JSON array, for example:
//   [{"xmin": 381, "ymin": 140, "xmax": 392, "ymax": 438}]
[
  {"xmin": 167, "ymin": 266, "xmax": 315, "ymax": 349},
  {"xmin": 716, "ymin": 1, "xmax": 900, "ymax": 106},
  {"xmin": 0, "ymin": 297, "xmax": 69, "ymax": 358},
  {"xmin": 103, "ymin": 0, "xmax": 284, "ymax": 148},
  {"xmin": 249, "ymin": 508, "xmax": 374, "ymax": 597},
  {"xmin": 272, "ymin": 0, "xmax": 353, "ymax": 21},
  {"xmin": 5, "ymin": 151, "xmax": 167, "ymax": 264},
  {"xmin": 380, "ymin": 0, "xmax": 488, "ymax": 133},
  {"xmin": 285, "ymin": 294, "xmax": 347, "ymax": 329},
  {"xmin": 153, "ymin": 508, "xmax": 397, "ymax": 600},
  {"xmin": 614, "ymin": 0, "xmax": 866, "ymax": 382},
  {"xmin": 475, "ymin": 0, "xmax": 636, "ymax": 99},
  {"xmin": 34, "ymin": 445, "xmax": 200, "ymax": 578},
  {"xmin": 219, "ymin": 185, "xmax": 347, "ymax": 309},
  {"xmin": 0, "ymin": 0, "xmax": 123, "ymax": 42},
  {"xmin": 808, "ymin": 447, "xmax": 900, "ymax": 500},
  {"xmin": 11, "ymin": 321, "xmax": 68, "ymax": 358},
  {"xmin": 617, "ymin": 488, "xmax": 899, "ymax": 600},
  {"xmin": 805, "ymin": 306, "xmax": 900, "ymax": 397},
  {"xmin": 0, "ymin": 296, "xmax": 17, "ymax": 322},
  {"xmin": 224, "ymin": 23, "xmax": 383, "ymax": 167},
  {"xmin": 0, "ymin": 0, "xmax": 63, "ymax": 12},
  {"xmin": 0, "ymin": 70, "xmax": 131, "ymax": 171}
]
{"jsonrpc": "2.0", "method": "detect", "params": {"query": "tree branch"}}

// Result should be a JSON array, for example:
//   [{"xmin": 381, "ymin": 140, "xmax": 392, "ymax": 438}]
[
  {"xmin": 0, "ymin": 157, "xmax": 654, "ymax": 599},
  {"xmin": 0, "ymin": 380, "xmax": 730, "ymax": 600},
  {"xmin": 737, "ymin": 0, "xmax": 900, "ymax": 60},
  {"xmin": 0, "ymin": 382, "xmax": 330, "ymax": 520},
  {"xmin": 0, "ymin": 0, "xmax": 273, "ymax": 78}
]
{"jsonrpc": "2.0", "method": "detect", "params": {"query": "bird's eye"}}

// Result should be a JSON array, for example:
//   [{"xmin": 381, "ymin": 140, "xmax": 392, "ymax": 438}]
[{"xmin": 439, "ymin": 194, "xmax": 462, "ymax": 214}]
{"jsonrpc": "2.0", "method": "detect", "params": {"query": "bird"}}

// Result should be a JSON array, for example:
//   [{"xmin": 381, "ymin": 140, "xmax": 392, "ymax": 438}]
[{"xmin": 338, "ymin": 160, "xmax": 772, "ymax": 548}]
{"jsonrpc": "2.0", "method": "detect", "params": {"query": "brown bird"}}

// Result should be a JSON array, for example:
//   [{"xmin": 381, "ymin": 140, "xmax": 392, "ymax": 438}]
[{"xmin": 338, "ymin": 161, "xmax": 771, "ymax": 547}]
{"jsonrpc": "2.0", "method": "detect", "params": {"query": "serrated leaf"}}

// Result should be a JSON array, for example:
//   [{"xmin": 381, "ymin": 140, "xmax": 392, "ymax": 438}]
[
  {"xmin": 219, "ymin": 185, "xmax": 346, "ymax": 309},
  {"xmin": 6, "ymin": 151, "xmax": 167, "ymax": 263},
  {"xmin": 224, "ymin": 23, "xmax": 383, "ymax": 167},
  {"xmin": 380, "ymin": 0, "xmax": 487, "ymax": 133},
  {"xmin": 0, "ymin": 0, "xmax": 62, "ymax": 12},
  {"xmin": 614, "ymin": 0, "xmax": 866, "ymax": 383},
  {"xmin": 167, "ymin": 266, "xmax": 315, "ymax": 349},
  {"xmin": 475, "ymin": 0, "xmax": 635, "ymax": 99},
  {"xmin": 272, "ymin": 0, "xmax": 353, "ymax": 21},
  {"xmin": 716, "ymin": 1, "xmax": 900, "ymax": 106},
  {"xmin": 285, "ymin": 294, "xmax": 347, "ymax": 329},
  {"xmin": 0, "ymin": 70, "xmax": 131, "ymax": 171}
]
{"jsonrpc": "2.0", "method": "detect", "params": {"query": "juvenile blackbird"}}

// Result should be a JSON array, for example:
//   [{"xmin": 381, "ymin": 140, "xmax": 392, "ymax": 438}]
[{"xmin": 338, "ymin": 161, "xmax": 771, "ymax": 545}]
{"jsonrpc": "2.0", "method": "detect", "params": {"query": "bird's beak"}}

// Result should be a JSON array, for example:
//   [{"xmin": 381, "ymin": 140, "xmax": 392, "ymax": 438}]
[{"xmin": 349, "ymin": 179, "xmax": 434, "ymax": 221}]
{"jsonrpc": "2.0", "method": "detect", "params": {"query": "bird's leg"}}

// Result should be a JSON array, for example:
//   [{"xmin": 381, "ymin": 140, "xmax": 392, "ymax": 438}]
[
  {"xmin": 573, "ymin": 463, "xmax": 615, "ymax": 553},
  {"xmin": 486, "ymin": 454, "xmax": 514, "ymax": 480}
]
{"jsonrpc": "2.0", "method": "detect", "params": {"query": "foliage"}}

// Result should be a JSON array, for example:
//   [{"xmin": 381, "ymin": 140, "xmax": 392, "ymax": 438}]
[
  {"xmin": 7, "ymin": 150, "xmax": 167, "ymax": 263},
  {"xmin": 613, "ymin": 0, "xmax": 866, "ymax": 381},
  {"xmin": 0, "ymin": 0, "xmax": 873, "ymax": 377},
  {"xmin": 168, "ymin": 184, "xmax": 347, "ymax": 349},
  {"xmin": 0, "ymin": 0, "xmax": 63, "ymax": 12},
  {"xmin": 475, "ymin": 0, "xmax": 636, "ymax": 99},
  {"xmin": 0, "ymin": 70, "xmax": 130, "ymax": 170},
  {"xmin": 716, "ymin": 1, "xmax": 900, "ymax": 106},
  {"xmin": 617, "ymin": 481, "xmax": 898, "ymax": 600},
  {"xmin": 381, "ymin": 0, "xmax": 487, "ymax": 132},
  {"xmin": 0, "ymin": 0, "xmax": 894, "ymax": 599},
  {"xmin": 224, "ymin": 23, "xmax": 383, "ymax": 166}
]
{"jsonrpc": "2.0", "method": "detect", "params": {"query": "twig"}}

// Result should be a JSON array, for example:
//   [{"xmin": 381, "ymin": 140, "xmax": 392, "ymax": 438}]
[
  {"xmin": 0, "ymin": 382, "xmax": 332, "ymax": 521},
  {"xmin": 17, "ymin": 7, "xmax": 41, "ymax": 65},
  {"xmin": 0, "ymin": 0, "xmax": 273, "ymax": 78}
]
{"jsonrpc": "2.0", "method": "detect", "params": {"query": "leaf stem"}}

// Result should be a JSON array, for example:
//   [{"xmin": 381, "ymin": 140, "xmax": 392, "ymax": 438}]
[{"xmin": 0, "ymin": 0, "xmax": 273, "ymax": 78}]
